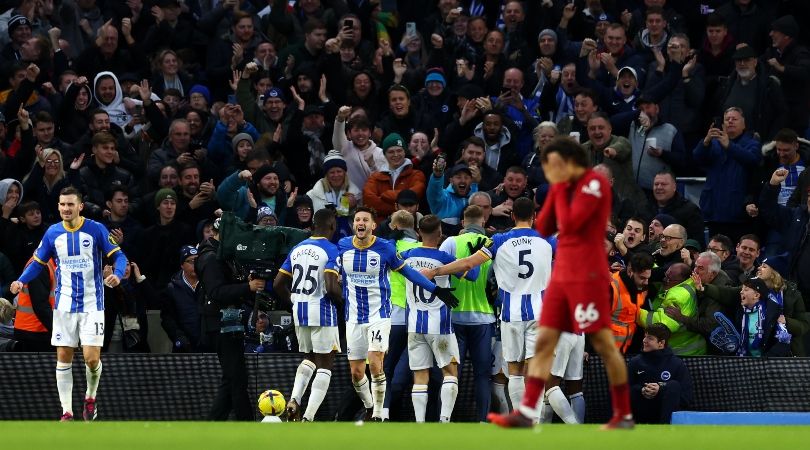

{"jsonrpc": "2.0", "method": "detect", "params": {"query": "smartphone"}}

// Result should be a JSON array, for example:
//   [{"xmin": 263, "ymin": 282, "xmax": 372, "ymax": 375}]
[
  {"xmin": 712, "ymin": 116, "xmax": 723, "ymax": 129},
  {"xmin": 227, "ymin": 94, "xmax": 237, "ymax": 105},
  {"xmin": 343, "ymin": 19, "xmax": 352, "ymax": 29},
  {"xmin": 406, "ymin": 22, "xmax": 416, "ymax": 36},
  {"xmin": 134, "ymin": 104, "xmax": 143, "ymax": 117}
]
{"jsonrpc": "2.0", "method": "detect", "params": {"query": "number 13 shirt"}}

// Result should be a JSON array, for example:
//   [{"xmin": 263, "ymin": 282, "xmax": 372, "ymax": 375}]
[
  {"xmin": 479, "ymin": 227, "xmax": 553, "ymax": 322},
  {"xmin": 279, "ymin": 237, "xmax": 340, "ymax": 327}
]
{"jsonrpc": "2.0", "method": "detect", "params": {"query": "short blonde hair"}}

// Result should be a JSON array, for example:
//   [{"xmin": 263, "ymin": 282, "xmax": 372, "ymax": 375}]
[{"xmin": 390, "ymin": 210, "xmax": 414, "ymax": 230}]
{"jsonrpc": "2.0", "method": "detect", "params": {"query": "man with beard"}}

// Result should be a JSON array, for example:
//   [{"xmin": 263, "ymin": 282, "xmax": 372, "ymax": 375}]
[
  {"xmin": 174, "ymin": 163, "xmax": 219, "ymax": 228},
  {"xmin": 487, "ymin": 166, "xmax": 532, "ymax": 232},
  {"xmin": 638, "ymin": 262, "xmax": 706, "ymax": 356},
  {"xmin": 217, "ymin": 163, "xmax": 288, "ymax": 224},
  {"xmin": 610, "ymin": 252, "xmax": 654, "ymax": 355},
  {"xmin": 427, "ymin": 161, "xmax": 477, "ymax": 236},
  {"xmin": 653, "ymin": 223, "xmax": 689, "ymax": 275},
  {"xmin": 472, "ymin": 111, "xmax": 520, "ymax": 178},
  {"xmin": 453, "ymin": 137, "xmax": 501, "ymax": 193}
]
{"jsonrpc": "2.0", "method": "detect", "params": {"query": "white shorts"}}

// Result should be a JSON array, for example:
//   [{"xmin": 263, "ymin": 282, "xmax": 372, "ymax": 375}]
[
  {"xmin": 550, "ymin": 332, "xmax": 585, "ymax": 380},
  {"xmin": 296, "ymin": 325, "xmax": 341, "ymax": 354},
  {"xmin": 346, "ymin": 320, "xmax": 391, "ymax": 360},
  {"xmin": 407, "ymin": 332, "xmax": 460, "ymax": 371},
  {"xmin": 51, "ymin": 309, "xmax": 105, "ymax": 348},
  {"xmin": 501, "ymin": 320, "xmax": 537, "ymax": 363},
  {"xmin": 491, "ymin": 336, "xmax": 508, "ymax": 376}
]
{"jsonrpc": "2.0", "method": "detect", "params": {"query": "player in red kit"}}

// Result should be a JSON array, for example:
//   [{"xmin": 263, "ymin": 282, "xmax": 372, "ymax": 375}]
[{"xmin": 487, "ymin": 136, "xmax": 634, "ymax": 429}]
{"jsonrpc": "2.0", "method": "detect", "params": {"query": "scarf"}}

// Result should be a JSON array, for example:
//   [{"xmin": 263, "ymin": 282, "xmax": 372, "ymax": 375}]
[
  {"xmin": 555, "ymin": 86, "xmax": 574, "ymax": 123},
  {"xmin": 303, "ymin": 129, "xmax": 326, "ymax": 176},
  {"xmin": 738, "ymin": 301, "xmax": 765, "ymax": 356}
]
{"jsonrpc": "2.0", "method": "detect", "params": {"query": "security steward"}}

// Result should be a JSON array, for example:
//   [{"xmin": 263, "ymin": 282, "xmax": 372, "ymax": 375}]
[
  {"xmin": 14, "ymin": 258, "xmax": 56, "ymax": 352},
  {"xmin": 196, "ymin": 219, "xmax": 266, "ymax": 421},
  {"xmin": 609, "ymin": 252, "xmax": 654, "ymax": 354}
]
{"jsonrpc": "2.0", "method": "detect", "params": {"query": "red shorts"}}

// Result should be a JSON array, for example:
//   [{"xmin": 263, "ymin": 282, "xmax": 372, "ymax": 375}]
[{"xmin": 539, "ymin": 279, "xmax": 611, "ymax": 334}]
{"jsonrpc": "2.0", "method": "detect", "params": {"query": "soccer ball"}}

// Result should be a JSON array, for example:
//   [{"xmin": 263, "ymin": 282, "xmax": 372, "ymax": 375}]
[{"xmin": 258, "ymin": 389, "xmax": 286, "ymax": 416}]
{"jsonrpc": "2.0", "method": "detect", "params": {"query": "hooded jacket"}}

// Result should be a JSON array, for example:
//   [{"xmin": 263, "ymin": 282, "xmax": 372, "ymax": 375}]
[
  {"xmin": 93, "ymin": 71, "xmax": 132, "ymax": 129},
  {"xmin": 473, "ymin": 122, "xmax": 519, "ymax": 176},
  {"xmin": 0, "ymin": 178, "xmax": 23, "ymax": 206}
]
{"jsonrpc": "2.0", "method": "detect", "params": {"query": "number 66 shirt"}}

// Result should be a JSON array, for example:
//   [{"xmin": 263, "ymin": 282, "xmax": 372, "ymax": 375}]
[{"xmin": 279, "ymin": 237, "xmax": 340, "ymax": 327}]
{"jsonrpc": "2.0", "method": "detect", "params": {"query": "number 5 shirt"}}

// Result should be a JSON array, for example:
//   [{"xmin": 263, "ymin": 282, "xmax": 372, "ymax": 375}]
[
  {"xmin": 479, "ymin": 227, "xmax": 553, "ymax": 322},
  {"xmin": 279, "ymin": 237, "xmax": 340, "ymax": 327}
]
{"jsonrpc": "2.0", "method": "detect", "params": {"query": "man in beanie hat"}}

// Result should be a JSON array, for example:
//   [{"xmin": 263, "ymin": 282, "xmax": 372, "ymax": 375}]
[
  {"xmin": 763, "ymin": 15, "xmax": 810, "ymax": 132},
  {"xmin": 305, "ymin": 150, "xmax": 360, "ymax": 240},
  {"xmin": 1, "ymin": 14, "xmax": 31, "ymax": 61},
  {"xmin": 413, "ymin": 68, "xmax": 453, "ymax": 132},
  {"xmin": 363, "ymin": 133, "xmax": 426, "ymax": 219},
  {"xmin": 189, "ymin": 85, "xmax": 211, "ymax": 111},
  {"xmin": 138, "ymin": 186, "xmax": 195, "ymax": 290},
  {"xmin": 256, "ymin": 206, "xmax": 278, "ymax": 226}
]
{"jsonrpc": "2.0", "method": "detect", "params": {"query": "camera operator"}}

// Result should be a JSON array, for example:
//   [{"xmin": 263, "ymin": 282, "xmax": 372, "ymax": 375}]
[{"xmin": 196, "ymin": 218, "xmax": 266, "ymax": 421}]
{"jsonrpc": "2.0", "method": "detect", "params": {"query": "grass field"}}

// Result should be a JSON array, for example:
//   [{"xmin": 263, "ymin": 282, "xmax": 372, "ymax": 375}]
[{"xmin": 3, "ymin": 422, "xmax": 808, "ymax": 450}]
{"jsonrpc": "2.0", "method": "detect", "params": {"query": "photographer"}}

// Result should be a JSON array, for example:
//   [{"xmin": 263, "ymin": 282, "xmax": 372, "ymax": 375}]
[{"xmin": 196, "ymin": 219, "xmax": 266, "ymax": 421}]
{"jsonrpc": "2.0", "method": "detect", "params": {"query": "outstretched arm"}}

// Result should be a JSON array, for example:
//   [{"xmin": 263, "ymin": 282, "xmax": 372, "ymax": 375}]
[{"xmin": 428, "ymin": 252, "xmax": 489, "ymax": 279}]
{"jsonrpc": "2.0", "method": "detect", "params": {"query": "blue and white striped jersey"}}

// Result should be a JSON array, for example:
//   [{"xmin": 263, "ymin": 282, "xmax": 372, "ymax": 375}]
[
  {"xmin": 337, "ymin": 235, "xmax": 404, "ymax": 324},
  {"xmin": 279, "ymin": 237, "xmax": 340, "ymax": 327},
  {"xmin": 400, "ymin": 247, "xmax": 456, "ymax": 335},
  {"xmin": 22, "ymin": 217, "xmax": 126, "ymax": 313},
  {"xmin": 480, "ymin": 227, "xmax": 552, "ymax": 322}
]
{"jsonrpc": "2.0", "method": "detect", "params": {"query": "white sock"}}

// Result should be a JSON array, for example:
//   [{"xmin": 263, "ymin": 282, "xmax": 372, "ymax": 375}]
[
  {"xmin": 371, "ymin": 373, "xmax": 387, "ymax": 418},
  {"xmin": 85, "ymin": 360, "xmax": 102, "ymax": 399},
  {"xmin": 547, "ymin": 386, "xmax": 578, "ymax": 424},
  {"xmin": 439, "ymin": 376, "xmax": 458, "ymax": 423},
  {"xmin": 303, "ymin": 369, "xmax": 331, "ymax": 421},
  {"xmin": 507, "ymin": 375, "xmax": 525, "ymax": 413},
  {"xmin": 353, "ymin": 376, "xmax": 373, "ymax": 409},
  {"xmin": 492, "ymin": 382, "xmax": 510, "ymax": 414},
  {"xmin": 56, "ymin": 362, "xmax": 73, "ymax": 414},
  {"xmin": 411, "ymin": 384, "xmax": 429, "ymax": 423},
  {"xmin": 569, "ymin": 392, "xmax": 585, "ymax": 424},
  {"xmin": 381, "ymin": 407, "xmax": 390, "ymax": 420},
  {"xmin": 539, "ymin": 394, "xmax": 554, "ymax": 423},
  {"xmin": 291, "ymin": 360, "xmax": 316, "ymax": 404}
]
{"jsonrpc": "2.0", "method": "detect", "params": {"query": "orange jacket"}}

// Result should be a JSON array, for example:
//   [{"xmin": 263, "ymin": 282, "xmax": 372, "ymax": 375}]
[
  {"xmin": 15, "ymin": 259, "xmax": 56, "ymax": 334},
  {"xmin": 362, "ymin": 164, "xmax": 426, "ymax": 218},
  {"xmin": 609, "ymin": 270, "xmax": 646, "ymax": 353}
]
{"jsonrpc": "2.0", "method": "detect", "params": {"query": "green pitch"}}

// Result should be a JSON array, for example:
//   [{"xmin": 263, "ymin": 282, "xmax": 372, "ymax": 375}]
[{"xmin": 4, "ymin": 422, "xmax": 808, "ymax": 450}]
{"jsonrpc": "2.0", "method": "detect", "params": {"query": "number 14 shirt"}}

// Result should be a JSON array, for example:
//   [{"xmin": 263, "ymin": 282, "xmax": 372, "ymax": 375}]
[{"xmin": 279, "ymin": 237, "xmax": 340, "ymax": 327}]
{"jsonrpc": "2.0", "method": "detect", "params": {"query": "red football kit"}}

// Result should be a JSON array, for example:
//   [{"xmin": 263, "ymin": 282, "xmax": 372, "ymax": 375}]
[{"xmin": 535, "ymin": 169, "xmax": 612, "ymax": 333}]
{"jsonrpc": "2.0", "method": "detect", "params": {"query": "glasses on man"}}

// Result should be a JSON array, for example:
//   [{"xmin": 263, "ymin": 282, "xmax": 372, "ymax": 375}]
[
  {"xmin": 296, "ymin": 206, "xmax": 313, "ymax": 212},
  {"xmin": 707, "ymin": 246, "xmax": 726, "ymax": 254},
  {"xmin": 660, "ymin": 235, "xmax": 682, "ymax": 242}
]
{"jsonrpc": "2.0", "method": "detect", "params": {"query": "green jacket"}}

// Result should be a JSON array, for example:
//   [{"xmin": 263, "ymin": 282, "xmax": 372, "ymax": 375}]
[
  {"xmin": 444, "ymin": 231, "xmax": 494, "ymax": 324},
  {"xmin": 390, "ymin": 237, "xmax": 421, "ymax": 310},
  {"xmin": 639, "ymin": 278, "xmax": 707, "ymax": 356},
  {"xmin": 583, "ymin": 134, "xmax": 644, "ymax": 205}
]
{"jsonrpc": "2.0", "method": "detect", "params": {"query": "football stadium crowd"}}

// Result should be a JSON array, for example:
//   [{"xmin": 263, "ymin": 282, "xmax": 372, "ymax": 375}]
[{"xmin": 0, "ymin": 0, "xmax": 809, "ymax": 418}]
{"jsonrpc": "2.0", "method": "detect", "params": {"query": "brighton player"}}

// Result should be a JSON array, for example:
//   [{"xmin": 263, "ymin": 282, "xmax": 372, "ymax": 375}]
[
  {"xmin": 273, "ymin": 209, "xmax": 343, "ymax": 421},
  {"xmin": 10, "ymin": 187, "xmax": 127, "ymax": 421},
  {"xmin": 491, "ymin": 137, "xmax": 633, "ymax": 428},
  {"xmin": 338, "ymin": 206, "xmax": 458, "ymax": 421},
  {"xmin": 399, "ymin": 215, "xmax": 479, "ymax": 422},
  {"xmin": 419, "ymin": 198, "xmax": 553, "ymax": 415},
  {"xmin": 537, "ymin": 331, "xmax": 586, "ymax": 424}
]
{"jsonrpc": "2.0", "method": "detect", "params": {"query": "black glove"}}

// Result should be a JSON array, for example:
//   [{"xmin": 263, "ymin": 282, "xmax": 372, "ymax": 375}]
[
  {"xmin": 466, "ymin": 236, "xmax": 488, "ymax": 255},
  {"xmin": 433, "ymin": 286, "xmax": 459, "ymax": 308}
]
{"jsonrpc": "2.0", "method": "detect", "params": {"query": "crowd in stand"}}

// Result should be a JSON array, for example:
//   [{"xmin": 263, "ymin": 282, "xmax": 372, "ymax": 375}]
[{"xmin": 0, "ymin": 0, "xmax": 808, "ymax": 359}]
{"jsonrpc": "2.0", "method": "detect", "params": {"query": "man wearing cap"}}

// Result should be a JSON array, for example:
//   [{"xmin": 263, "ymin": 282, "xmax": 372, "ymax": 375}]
[
  {"xmin": 136, "ymin": 187, "xmax": 195, "ymax": 290},
  {"xmin": 161, "ymin": 245, "xmax": 206, "ymax": 353},
  {"xmin": 427, "ymin": 158, "xmax": 477, "ymax": 235},
  {"xmin": 762, "ymin": 15, "xmax": 810, "ymax": 133},
  {"xmin": 638, "ymin": 263, "xmax": 706, "ymax": 356},
  {"xmin": 583, "ymin": 63, "xmax": 641, "ymax": 137},
  {"xmin": 715, "ymin": 45, "xmax": 786, "ymax": 142},
  {"xmin": 375, "ymin": 189, "xmax": 422, "ymax": 240},
  {"xmin": 363, "ymin": 133, "xmax": 426, "ymax": 220}
]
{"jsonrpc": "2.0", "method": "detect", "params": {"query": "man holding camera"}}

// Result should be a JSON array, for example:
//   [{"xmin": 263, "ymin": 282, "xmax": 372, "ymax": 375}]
[{"xmin": 196, "ymin": 219, "xmax": 267, "ymax": 421}]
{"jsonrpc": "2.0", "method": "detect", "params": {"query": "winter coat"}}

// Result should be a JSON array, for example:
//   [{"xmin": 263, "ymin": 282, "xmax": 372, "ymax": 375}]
[
  {"xmin": 628, "ymin": 347, "xmax": 693, "ymax": 408},
  {"xmin": 426, "ymin": 174, "xmax": 477, "ymax": 224},
  {"xmin": 362, "ymin": 160, "xmax": 426, "ymax": 219}
]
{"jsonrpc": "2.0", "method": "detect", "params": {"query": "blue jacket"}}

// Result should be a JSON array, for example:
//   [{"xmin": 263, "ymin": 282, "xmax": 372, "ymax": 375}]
[
  {"xmin": 206, "ymin": 121, "xmax": 260, "ymax": 169},
  {"xmin": 216, "ymin": 171, "xmax": 288, "ymax": 223},
  {"xmin": 693, "ymin": 132, "xmax": 761, "ymax": 222},
  {"xmin": 427, "ymin": 174, "xmax": 477, "ymax": 222}
]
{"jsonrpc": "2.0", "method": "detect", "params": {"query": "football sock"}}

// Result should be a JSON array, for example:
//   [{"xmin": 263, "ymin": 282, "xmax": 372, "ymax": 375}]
[
  {"xmin": 411, "ymin": 384, "xmax": 429, "ymax": 423},
  {"xmin": 439, "ymin": 376, "xmax": 458, "ymax": 423},
  {"xmin": 56, "ymin": 361, "xmax": 73, "ymax": 414},
  {"xmin": 85, "ymin": 360, "xmax": 102, "ymax": 399},
  {"xmin": 569, "ymin": 392, "xmax": 585, "ymax": 424},
  {"xmin": 353, "ymin": 375, "xmax": 373, "ymax": 409},
  {"xmin": 303, "ymin": 369, "xmax": 331, "ymax": 421},
  {"xmin": 538, "ymin": 398, "xmax": 554, "ymax": 423},
  {"xmin": 519, "ymin": 376, "xmax": 546, "ymax": 417},
  {"xmin": 491, "ymin": 382, "xmax": 509, "ymax": 414},
  {"xmin": 547, "ymin": 386, "xmax": 578, "ymax": 424},
  {"xmin": 291, "ymin": 360, "xmax": 316, "ymax": 404},
  {"xmin": 371, "ymin": 373, "xmax": 387, "ymax": 418},
  {"xmin": 507, "ymin": 375, "xmax": 525, "ymax": 413},
  {"xmin": 610, "ymin": 383, "xmax": 632, "ymax": 419}
]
